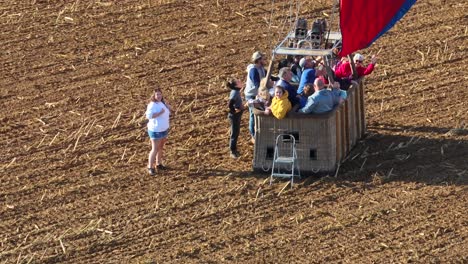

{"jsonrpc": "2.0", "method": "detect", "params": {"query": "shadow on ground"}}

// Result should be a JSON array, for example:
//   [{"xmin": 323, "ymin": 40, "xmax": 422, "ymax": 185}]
[{"xmin": 198, "ymin": 124, "xmax": 467, "ymax": 186}]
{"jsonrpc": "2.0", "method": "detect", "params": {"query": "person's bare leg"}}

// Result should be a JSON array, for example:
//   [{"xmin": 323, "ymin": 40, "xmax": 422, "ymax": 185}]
[
  {"xmin": 148, "ymin": 139, "xmax": 159, "ymax": 169},
  {"xmin": 156, "ymin": 138, "xmax": 167, "ymax": 166}
]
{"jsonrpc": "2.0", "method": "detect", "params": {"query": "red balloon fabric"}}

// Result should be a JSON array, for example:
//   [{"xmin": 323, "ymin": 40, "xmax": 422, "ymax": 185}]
[{"xmin": 339, "ymin": 0, "xmax": 416, "ymax": 56}]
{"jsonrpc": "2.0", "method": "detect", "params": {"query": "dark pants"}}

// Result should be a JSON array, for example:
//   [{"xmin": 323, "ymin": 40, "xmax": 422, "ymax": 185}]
[
  {"xmin": 332, "ymin": 71, "xmax": 351, "ymax": 91},
  {"xmin": 228, "ymin": 112, "xmax": 242, "ymax": 152},
  {"xmin": 331, "ymin": 72, "xmax": 352, "ymax": 91},
  {"xmin": 336, "ymin": 77, "xmax": 352, "ymax": 90}
]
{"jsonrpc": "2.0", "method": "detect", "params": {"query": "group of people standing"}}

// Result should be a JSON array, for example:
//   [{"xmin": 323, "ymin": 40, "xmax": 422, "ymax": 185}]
[
  {"xmin": 226, "ymin": 50, "xmax": 377, "ymax": 159},
  {"xmin": 143, "ymin": 50, "xmax": 377, "ymax": 172}
]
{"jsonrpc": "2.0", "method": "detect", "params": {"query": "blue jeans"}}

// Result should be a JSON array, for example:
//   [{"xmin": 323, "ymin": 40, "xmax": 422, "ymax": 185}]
[
  {"xmin": 148, "ymin": 129, "xmax": 168, "ymax": 140},
  {"xmin": 246, "ymin": 95, "xmax": 256, "ymax": 137},
  {"xmin": 228, "ymin": 112, "xmax": 242, "ymax": 152},
  {"xmin": 248, "ymin": 107, "xmax": 256, "ymax": 137}
]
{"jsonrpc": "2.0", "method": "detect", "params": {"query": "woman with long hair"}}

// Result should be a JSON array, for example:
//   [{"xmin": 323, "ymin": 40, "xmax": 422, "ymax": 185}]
[{"xmin": 145, "ymin": 87, "xmax": 172, "ymax": 175}]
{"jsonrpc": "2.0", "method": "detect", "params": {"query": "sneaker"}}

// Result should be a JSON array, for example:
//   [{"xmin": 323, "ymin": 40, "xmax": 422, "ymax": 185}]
[
  {"xmin": 157, "ymin": 164, "xmax": 167, "ymax": 170},
  {"xmin": 148, "ymin": 168, "xmax": 156, "ymax": 176}
]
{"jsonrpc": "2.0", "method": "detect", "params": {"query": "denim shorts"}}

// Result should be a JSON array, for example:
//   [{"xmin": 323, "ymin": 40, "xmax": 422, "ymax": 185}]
[{"xmin": 148, "ymin": 129, "xmax": 168, "ymax": 140}]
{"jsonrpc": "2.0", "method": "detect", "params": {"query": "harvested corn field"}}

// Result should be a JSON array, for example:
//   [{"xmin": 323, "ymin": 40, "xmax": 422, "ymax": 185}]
[{"xmin": 1, "ymin": 0, "xmax": 467, "ymax": 263}]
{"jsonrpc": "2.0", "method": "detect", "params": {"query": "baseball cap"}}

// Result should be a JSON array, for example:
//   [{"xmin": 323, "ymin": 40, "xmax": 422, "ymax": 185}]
[
  {"xmin": 353, "ymin": 53, "xmax": 364, "ymax": 62},
  {"xmin": 251, "ymin": 51, "xmax": 264, "ymax": 63}
]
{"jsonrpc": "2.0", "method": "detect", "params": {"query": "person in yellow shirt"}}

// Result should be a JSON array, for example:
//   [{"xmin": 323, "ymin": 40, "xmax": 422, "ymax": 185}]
[{"xmin": 266, "ymin": 85, "xmax": 292, "ymax": 119}]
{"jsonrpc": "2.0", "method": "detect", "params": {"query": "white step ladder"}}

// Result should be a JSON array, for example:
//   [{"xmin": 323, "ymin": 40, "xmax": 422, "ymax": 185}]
[{"xmin": 270, "ymin": 134, "xmax": 301, "ymax": 187}]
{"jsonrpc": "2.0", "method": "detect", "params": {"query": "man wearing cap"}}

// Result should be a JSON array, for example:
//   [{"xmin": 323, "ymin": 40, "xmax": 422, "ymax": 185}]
[
  {"xmin": 276, "ymin": 67, "xmax": 299, "ymax": 106},
  {"xmin": 297, "ymin": 56, "xmax": 318, "ymax": 95},
  {"xmin": 245, "ymin": 51, "xmax": 266, "ymax": 143}
]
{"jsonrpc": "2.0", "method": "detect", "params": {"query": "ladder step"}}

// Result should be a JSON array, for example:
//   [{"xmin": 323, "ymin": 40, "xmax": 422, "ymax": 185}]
[
  {"xmin": 270, "ymin": 134, "xmax": 301, "ymax": 183},
  {"xmin": 274, "ymin": 157, "xmax": 295, "ymax": 163},
  {"xmin": 271, "ymin": 173, "xmax": 294, "ymax": 178},
  {"xmin": 271, "ymin": 173, "xmax": 301, "ymax": 179}
]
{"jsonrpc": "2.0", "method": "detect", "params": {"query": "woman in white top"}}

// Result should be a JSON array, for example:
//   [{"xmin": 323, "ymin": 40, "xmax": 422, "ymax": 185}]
[{"xmin": 145, "ymin": 87, "xmax": 172, "ymax": 175}]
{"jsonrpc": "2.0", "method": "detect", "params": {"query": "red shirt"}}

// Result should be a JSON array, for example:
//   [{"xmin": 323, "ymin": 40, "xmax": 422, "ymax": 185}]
[{"xmin": 335, "ymin": 61, "xmax": 375, "ymax": 79}]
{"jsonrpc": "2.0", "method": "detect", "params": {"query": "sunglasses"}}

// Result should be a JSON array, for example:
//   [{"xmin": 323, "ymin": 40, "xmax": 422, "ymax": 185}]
[{"xmin": 355, "ymin": 60, "xmax": 363, "ymax": 63}]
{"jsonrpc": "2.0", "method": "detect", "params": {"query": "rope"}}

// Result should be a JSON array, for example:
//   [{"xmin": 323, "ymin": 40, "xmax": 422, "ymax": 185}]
[
  {"xmin": 269, "ymin": 0, "xmax": 290, "ymax": 51},
  {"xmin": 330, "ymin": 0, "xmax": 339, "ymax": 32},
  {"xmin": 325, "ymin": 0, "xmax": 339, "ymax": 48},
  {"xmin": 295, "ymin": 0, "xmax": 300, "ymax": 28},
  {"xmin": 266, "ymin": 0, "xmax": 295, "ymax": 58},
  {"xmin": 267, "ymin": 0, "xmax": 275, "ymax": 51},
  {"xmin": 262, "ymin": 162, "xmax": 271, "ymax": 172},
  {"xmin": 280, "ymin": 0, "xmax": 293, "ymax": 38}
]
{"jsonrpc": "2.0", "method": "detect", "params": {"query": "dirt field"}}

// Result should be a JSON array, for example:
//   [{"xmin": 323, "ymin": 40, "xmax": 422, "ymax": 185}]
[{"xmin": 1, "ymin": 0, "xmax": 467, "ymax": 263}]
